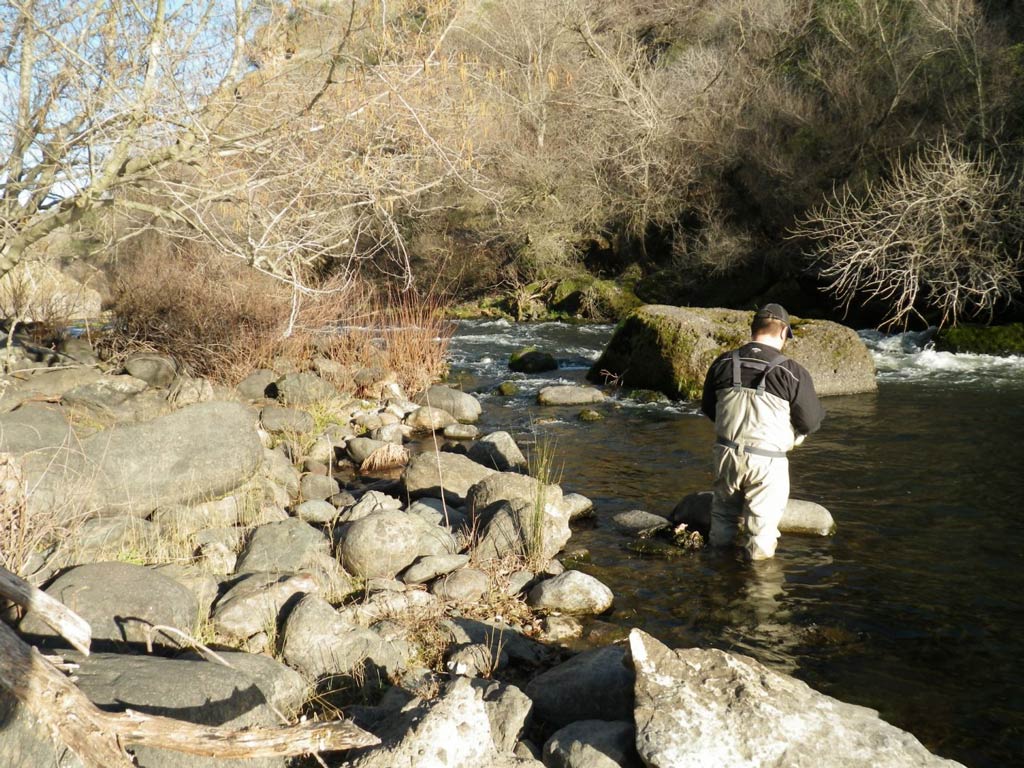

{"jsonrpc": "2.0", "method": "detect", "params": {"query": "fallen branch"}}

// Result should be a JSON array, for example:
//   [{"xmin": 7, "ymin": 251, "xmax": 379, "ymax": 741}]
[{"xmin": 0, "ymin": 566, "xmax": 380, "ymax": 767}]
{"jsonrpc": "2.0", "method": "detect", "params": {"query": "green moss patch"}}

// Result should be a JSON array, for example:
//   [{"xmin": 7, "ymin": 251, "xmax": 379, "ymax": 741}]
[{"xmin": 935, "ymin": 323, "xmax": 1024, "ymax": 356}]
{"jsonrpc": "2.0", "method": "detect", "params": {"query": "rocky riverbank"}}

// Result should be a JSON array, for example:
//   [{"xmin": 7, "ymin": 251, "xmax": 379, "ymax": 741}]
[{"xmin": 0, "ymin": 337, "xmax": 961, "ymax": 767}]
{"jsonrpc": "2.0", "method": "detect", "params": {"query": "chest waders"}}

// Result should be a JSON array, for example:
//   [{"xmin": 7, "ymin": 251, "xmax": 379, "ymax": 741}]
[{"xmin": 710, "ymin": 351, "xmax": 797, "ymax": 560}]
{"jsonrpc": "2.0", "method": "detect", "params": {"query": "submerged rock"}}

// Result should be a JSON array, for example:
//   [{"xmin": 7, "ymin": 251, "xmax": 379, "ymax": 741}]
[
  {"xmin": 589, "ymin": 304, "xmax": 876, "ymax": 399},
  {"xmin": 670, "ymin": 491, "xmax": 836, "ymax": 537}
]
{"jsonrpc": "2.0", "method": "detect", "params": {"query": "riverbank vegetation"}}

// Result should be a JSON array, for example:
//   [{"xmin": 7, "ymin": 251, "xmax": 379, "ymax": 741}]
[{"xmin": 3, "ymin": 0, "xmax": 1024, "ymax": 340}]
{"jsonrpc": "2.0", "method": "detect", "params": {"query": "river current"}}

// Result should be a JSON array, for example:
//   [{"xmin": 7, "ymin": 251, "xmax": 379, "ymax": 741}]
[{"xmin": 446, "ymin": 320, "xmax": 1024, "ymax": 768}]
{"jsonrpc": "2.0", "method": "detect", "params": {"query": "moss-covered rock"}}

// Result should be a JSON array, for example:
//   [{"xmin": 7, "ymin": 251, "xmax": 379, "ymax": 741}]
[
  {"xmin": 587, "ymin": 305, "xmax": 876, "ymax": 400},
  {"xmin": 934, "ymin": 323, "xmax": 1024, "ymax": 356},
  {"xmin": 509, "ymin": 347, "xmax": 558, "ymax": 373},
  {"xmin": 550, "ymin": 276, "xmax": 642, "ymax": 322},
  {"xmin": 496, "ymin": 381, "xmax": 520, "ymax": 396}
]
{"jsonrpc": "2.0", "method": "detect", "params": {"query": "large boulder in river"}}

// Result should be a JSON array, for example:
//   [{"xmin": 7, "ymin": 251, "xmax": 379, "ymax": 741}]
[
  {"xmin": 22, "ymin": 401, "xmax": 263, "ymax": 518},
  {"xmin": 629, "ymin": 628, "xmax": 963, "ymax": 768},
  {"xmin": 588, "ymin": 305, "xmax": 876, "ymax": 399}
]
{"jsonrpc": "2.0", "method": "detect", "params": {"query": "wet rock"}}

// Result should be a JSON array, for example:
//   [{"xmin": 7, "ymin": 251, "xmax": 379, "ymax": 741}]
[
  {"xmin": 670, "ymin": 491, "xmax": 836, "ymax": 537},
  {"xmin": 510, "ymin": 347, "xmax": 557, "ymax": 373},
  {"xmin": 496, "ymin": 381, "xmax": 520, "ymax": 397},
  {"xmin": 524, "ymin": 645, "xmax": 635, "ymax": 727},
  {"xmin": 527, "ymin": 570, "xmax": 613, "ymax": 615},
  {"xmin": 561, "ymin": 493, "xmax": 594, "ymax": 521},
  {"xmin": 19, "ymin": 562, "xmax": 198, "ymax": 651},
  {"xmin": 417, "ymin": 384, "xmax": 483, "ymax": 422},
  {"xmin": 578, "ymin": 409, "xmax": 604, "ymax": 422},
  {"xmin": 629, "ymin": 628, "xmax": 962, "ymax": 768},
  {"xmin": 544, "ymin": 720, "xmax": 642, "ymax": 768},
  {"xmin": 444, "ymin": 423, "xmax": 479, "ymax": 440},
  {"xmin": 468, "ymin": 431, "xmax": 528, "ymax": 473},
  {"xmin": 612, "ymin": 509, "xmax": 670, "ymax": 537},
  {"xmin": 537, "ymin": 385, "xmax": 606, "ymax": 406}
]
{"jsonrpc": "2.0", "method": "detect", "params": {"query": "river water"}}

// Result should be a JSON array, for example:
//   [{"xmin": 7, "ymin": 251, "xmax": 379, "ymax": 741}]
[{"xmin": 446, "ymin": 320, "xmax": 1024, "ymax": 768}]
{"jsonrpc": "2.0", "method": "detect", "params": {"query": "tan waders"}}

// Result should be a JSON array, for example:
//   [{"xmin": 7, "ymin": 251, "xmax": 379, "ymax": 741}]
[{"xmin": 710, "ymin": 352, "xmax": 798, "ymax": 560}]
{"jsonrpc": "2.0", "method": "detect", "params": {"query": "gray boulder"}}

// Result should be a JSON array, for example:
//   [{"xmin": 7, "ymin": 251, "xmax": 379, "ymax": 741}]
[
  {"xmin": 273, "ymin": 371, "xmax": 338, "ymax": 405},
  {"xmin": 338, "ymin": 510, "xmax": 451, "ymax": 579},
  {"xmin": 429, "ymin": 567, "xmax": 489, "ymax": 603},
  {"xmin": 19, "ymin": 562, "xmax": 198, "ymax": 650},
  {"xmin": 527, "ymin": 571, "xmax": 614, "ymax": 615},
  {"xmin": 467, "ymin": 472, "xmax": 564, "ymax": 516},
  {"xmin": 589, "ymin": 305, "xmax": 877, "ymax": 399},
  {"xmin": 612, "ymin": 509, "xmax": 669, "ymax": 537},
  {"xmin": 299, "ymin": 472, "xmax": 339, "ymax": 501},
  {"xmin": 544, "ymin": 720, "xmax": 642, "ymax": 768},
  {"xmin": 293, "ymin": 499, "xmax": 338, "ymax": 524},
  {"xmin": 62, "ymin": 374, "xmax": 169, "ymax": 424},
  {"xmin": 346, "ymin": 436, "xmax": 388, "ymax": 465},
  {"xmin": 470, "ymin": 679, "xmax": 533, "ymax": 753},
  {"xmin": 235, "ymin": 518, "xmax": 331, "ymax": 574},
  {"xmin": 524, "ymin": 645, "xmax": 635, "ymax": 727},
  {"xmin": 473, "ymin": 499, "xmax": 572, "ymax": 565},
  {"xmin": 403, "ymin": 451, "xmax": 496, "ymax": 505},
  {"xmin": 236, "ymin": 369, "xmax": 277, "ymax": 400},
  {"xmin": 69, "ymin": 516, "xmax": 161, "ymax": 564},
  {"xmin": 670, "ymin": 491, "xmax": 836, "ymax": 537},
  {"xmin": 23, "ymin": 401, "xmax": 263, "ymax": 519},
  {"xmin": 260, "ymin": 404, "xmax": 315, "ymax": 434},
  {"xmin": 348, "ymin": 677, "xmax": 499, "ymax": 768},
  {"xmin": 339, "ymin": 490, "xmax": 403, "ymax": 522},
  {"xmin": 560, "ymin": 493, "xmax": 594, "ymax": 521},
  {"xmin": 282, "ymin": 594, "xmax": 408, "ymax": 679},
  {"xmin": 0, "ymin": 403, "xmax": 73, "ymax": 455},
  {"xmin": 405, "ymin": 405, "xmax": 457, "ymax": 432},
  {"xmin": 417, "ymin": 384, "xmax": 482, "ymax": 423},
  {"xmin": 125, "ymin": 353, "xmax": 178, "ymax": 388},
  {"xmin": 537, "ymin": 386, "xmax": 606, "ymax": 406},
  {"xmin": 75, "ymin": 652, "xmax": 286, "ymax": 768},
  {"xmin": 629, "ymin": 628, "xmax": 963, "ymax": 768},
  {"xmin": 0, "ymin": 366, "xmax": 102, "ymax": 412},
  {"xmin": 213, "ymin": 571, "xmax": 319, "ymax": 640},
  {"xmin": 444, "ymin": 423, "xmax": 479, "ymax": 440},
  {"xmin": 151, "ymin": 494, "xmax": 246, "ymax": 536},
  {"xmin": 402, "ymin": 553, "xmax": 469, "ymax": 585},
  {"xmin": 468, "ymin": 431, "xmax": 528, "ymax": 472}
]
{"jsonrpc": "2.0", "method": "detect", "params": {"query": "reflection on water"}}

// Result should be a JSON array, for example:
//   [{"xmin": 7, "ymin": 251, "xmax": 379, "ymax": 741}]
[{"xmin": 451, "ymin": 321, "xmax": 1024, "ymax": 768}]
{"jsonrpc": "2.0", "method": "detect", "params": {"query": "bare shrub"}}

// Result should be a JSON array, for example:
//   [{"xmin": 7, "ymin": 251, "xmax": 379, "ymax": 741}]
[
  {"xmin": 106, "ymin": 235, "xmax": 451, "ymax": 393},
  {"xmin": 796, "ymin": 139, "xmax": 1024, "ymax": 327}
]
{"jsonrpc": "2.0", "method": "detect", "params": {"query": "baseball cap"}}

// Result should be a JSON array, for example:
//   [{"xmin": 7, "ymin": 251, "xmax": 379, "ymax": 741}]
[{"xmin": 754, "ymin": 303, "xmax": 794, "ymax": 338}]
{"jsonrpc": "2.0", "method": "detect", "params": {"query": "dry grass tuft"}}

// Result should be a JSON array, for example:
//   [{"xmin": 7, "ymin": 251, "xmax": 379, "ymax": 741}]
[{"xmin": 359, "ymin": 443, "xmax": 410, "ymax": 473}]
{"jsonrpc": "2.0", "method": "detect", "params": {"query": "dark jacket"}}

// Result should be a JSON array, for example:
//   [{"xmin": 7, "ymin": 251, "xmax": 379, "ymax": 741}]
[{"xmin": 700, "ymin": 342, "xmax": 826, "ymax": 436}]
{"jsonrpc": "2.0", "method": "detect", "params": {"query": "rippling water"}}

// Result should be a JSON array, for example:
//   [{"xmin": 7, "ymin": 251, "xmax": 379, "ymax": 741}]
[{"xmin": 447, "ymin": 320, "xmax": 1024, "ymax": 768}]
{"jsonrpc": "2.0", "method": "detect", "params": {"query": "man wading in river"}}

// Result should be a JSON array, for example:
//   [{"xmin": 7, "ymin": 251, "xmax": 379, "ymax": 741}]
[{"xmin": 700, "ymin": 304, "xmax": 825, "ymax": 560}]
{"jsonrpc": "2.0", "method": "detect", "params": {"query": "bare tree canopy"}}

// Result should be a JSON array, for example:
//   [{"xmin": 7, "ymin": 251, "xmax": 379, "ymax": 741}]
[{"xmin": 796, "ymin": 139, "xmax": 1024, "ymax": 328}]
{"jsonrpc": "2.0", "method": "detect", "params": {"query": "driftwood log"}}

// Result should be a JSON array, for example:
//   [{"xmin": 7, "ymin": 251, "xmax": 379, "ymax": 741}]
[{"xmin": 0, "ymin": 566, "xmax": 380, "ymax": 767}]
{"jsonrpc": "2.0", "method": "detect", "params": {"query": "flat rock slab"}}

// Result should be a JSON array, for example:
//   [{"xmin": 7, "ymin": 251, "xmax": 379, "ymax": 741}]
[
  {"xmin": 19, "ymin": 561, "xmax": 198, "ymax": 651},
  {"xmin": 612, "ymin": 509, "xmax": 670, "ymax": 536},
  {"xmin": 0, "ymin": 366, "xmax": 103, "ymax": 412},
  {"xmin": 589, "ymin": 305, "xmax": 877, "ymax": 399},
  {"xmin": 629, "ymin": 628, "xmax": 963, "ymax": 768},
  {"xmin": 537, "ymin": 385, "xmax": 606, "ymax": 406},
  {"xmin": 0, "ymin": 403, "xmax": 73, "ymax": 455},
  {"xmin": 402, "ymin": 451, "xmax": 496, "ymax": 505},
  {"xmin": 22, "ymin": 401, "xmax": 263, "ymax": 519}
]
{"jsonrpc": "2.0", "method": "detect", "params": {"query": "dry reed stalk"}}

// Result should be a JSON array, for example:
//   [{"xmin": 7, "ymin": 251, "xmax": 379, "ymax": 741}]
[{"xmin": 359, "ymin": 443, "xmax": 410, "ymax": 473}]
